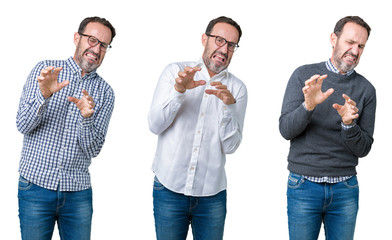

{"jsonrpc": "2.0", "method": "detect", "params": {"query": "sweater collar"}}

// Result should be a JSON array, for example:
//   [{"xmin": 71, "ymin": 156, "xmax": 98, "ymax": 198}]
[{"xmin": 326, "ymin": 58, "xmax": 354, "ymax": 76}]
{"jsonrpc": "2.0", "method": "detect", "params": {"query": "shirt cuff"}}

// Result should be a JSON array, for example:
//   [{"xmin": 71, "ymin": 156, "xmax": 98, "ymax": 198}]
[
  {"xmin": 170, "ymin": 88, "xmax": 186, "ymax": 104},
  {"xmin": 341, "ymin": 121, "xmax": 356, "ymax": 130},
  {"xmin": 302, "ymin": 102, "xmax": 313, "ymax": 112},
  {"xmin": 36, "ymin": 89, "xmax": 51, "ymax": 116}
]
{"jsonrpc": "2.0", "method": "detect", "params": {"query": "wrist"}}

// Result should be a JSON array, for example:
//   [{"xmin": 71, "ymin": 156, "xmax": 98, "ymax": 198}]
[
  {"xmin": 303, "ymin": 102, "xmax": 315, "ymax": 111},
  {"xmin": 342, "ymin": 120, "xmax": 354, "ymax": 125},
  {"xmin": 174, "ymin": 84, "xmax": 186, "ymax": 93}
]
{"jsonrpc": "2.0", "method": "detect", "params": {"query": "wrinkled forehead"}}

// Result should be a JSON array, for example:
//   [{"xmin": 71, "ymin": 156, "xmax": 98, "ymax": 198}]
[
  {"xmin": 340, "ymin": 22, "xmax": 368, "ymax": 43},
  {"xmin": 83, "ymin": 22, "xmax": 112, "ymax": 44},
  {"xmin": 211, "ymin": 23, "xmax": 239, "ymax": 43}
]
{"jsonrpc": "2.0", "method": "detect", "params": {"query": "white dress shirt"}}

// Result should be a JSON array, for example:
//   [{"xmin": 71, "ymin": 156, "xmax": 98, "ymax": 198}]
[{"xmin": 148, "ymin": 59, "xmax": 247, "ymax": 196}]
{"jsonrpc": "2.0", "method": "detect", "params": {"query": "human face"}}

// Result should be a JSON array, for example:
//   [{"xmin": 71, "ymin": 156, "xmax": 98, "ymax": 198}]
[
  {"xmin": 202, "ymin": 23, "xmax": 239, "ymax": 77},
  {"xmin": 330, "ymin": 22, "xmax": 368, "ymax": 74},
  {"xmin": 73, "ymin": 22, "xmax": 112, "ymax": 76}
]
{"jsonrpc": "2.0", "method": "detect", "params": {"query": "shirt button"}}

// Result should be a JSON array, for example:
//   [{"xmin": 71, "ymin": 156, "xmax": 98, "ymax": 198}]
[
  {"xmin": 190, "ymin": 167, "xmax": 195, "ymax": 171},
  {"xmin": 194, "ymin": 148, "xmax": 198, "ymax": 152},
  {"xmin": 200, "ymin": 113, "xmax": 204, "ymax": 117}
]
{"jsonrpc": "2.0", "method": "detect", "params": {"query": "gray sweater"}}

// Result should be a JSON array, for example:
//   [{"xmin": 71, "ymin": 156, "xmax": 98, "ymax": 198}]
[{"xmin": 279, "ymin": 62, "xmax": 376, "ymax": 177}]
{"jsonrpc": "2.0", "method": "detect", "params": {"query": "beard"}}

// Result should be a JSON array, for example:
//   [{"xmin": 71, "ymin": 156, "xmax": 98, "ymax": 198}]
[
  {"xmin": 75, "ymin": 43, "xmax": 101, "ymax": 74},
  {"xmin": 202, "ymin": 47, "xmax": 229, "ymax": 75},
  {"xmin": 333, "ymin": 48, "xmax": 358, "ymax": 73}
]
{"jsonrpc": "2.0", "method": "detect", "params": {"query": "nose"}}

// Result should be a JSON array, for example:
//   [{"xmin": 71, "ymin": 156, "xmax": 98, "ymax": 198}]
[
  {"xmin": 90, "ymin": 43, "xmax": 102, "ymax": 54},
  {"xmin": 219, "ymin": 42, "xmax": 229, "ymax": 53},
  {"xmin": 351, "ymin": 45, "xmax": 360, "ymax": 56}
]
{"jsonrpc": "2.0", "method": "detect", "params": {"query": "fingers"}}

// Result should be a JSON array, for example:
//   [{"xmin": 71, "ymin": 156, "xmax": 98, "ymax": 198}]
[
  {"xmin": 82, "ymin": 90, "xmax": 95, "ymax": 107},
  {"xmin": 333, "ymin": 94, "xmax": 360, "ymax": 125},
  {"xmin": 179, "ymin": 67, "xmax": 202, "ymax": 79},
  {"xmin": 68, "ymin": 90, "xmax": 95, "ymax": 118},
  {"xmin": 316, "ymin": 74, "xmax": 328, "ymax": 85},
  {"xmin": 67, "ymin": 96, "xmax": 79, "ymax": 104},
  {"xmin": 342, "ymin": 94, "xmax": 357, "ymax": 106},
  {"xmin": 205, "ymin": 82, "xmax": 235, "ymax": 105},
  {"xmin": 324, "ymin": 88, "xmax": 334, "ymax": 98},
  {"xmin": 332, "ymin": 103, "xmax": 342, "ymax": 110},
  {"xmin": 205, "ymin": 89, "xmax": 235, "ymax": 105},
  {"xmin": 304, "ymin": 74, "xmax": 328, "ymax": 87},
  {"xmin": 175, "ymin": 67, "xmax": 204, "ymax": 92},
  {"xmin": 52, "ymin": 67, "xmax": 63, "ymax": 77},
  {"xmin": 40, "ymin": 66, "xmax": 62, "ymax": 77},
  {"xmin": 59, "ymin": 80, "xmax": 70, "ymax": 90},
  {"xmin": 192, "ymin": 80, "xmax": 206, "ymax": 88},
  {"xmin": 304, "ymin": 74, "xmax": 320, "ymax": 86}
]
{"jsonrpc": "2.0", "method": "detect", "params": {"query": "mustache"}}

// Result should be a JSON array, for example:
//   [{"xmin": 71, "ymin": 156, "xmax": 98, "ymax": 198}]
[
  {"xmin": 344, "ymin": 51, "xmax": 358, "ymax": 59},
  {"xmin": 84, "ymin": 49, "xmax": 100, "ymax": 59},
  {"xmin": 212, "ymin": 50, "xmax": 228, "ymax": 59}
]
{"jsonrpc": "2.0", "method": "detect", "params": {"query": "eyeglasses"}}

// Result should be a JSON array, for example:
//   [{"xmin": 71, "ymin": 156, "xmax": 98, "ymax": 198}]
[
  {"xmin": 206, "ymin": 34, "xmax": 239, "ymax": 52},
  {"xmin": 78, "ymin": 33, "xmax": 112, "ymax": 52}
]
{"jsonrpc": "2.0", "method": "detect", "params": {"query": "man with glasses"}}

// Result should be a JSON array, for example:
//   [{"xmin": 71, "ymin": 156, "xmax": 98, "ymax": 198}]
[
  {"xmin": 279, "ymin": 16, "xmax": 376, "ymax": 239},
  {"xmin": 148, "ymin": 16, "xmax": 247, "ymax": 240},
  {"xmin": 16, "ymin": 16, "xmax": 115, "ymax": 240}
]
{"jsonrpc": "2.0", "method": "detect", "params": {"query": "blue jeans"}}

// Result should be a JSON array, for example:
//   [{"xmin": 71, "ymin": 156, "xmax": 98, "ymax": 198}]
[
  {"xmin": 18, "ymin": 176, "xmax": 93, "ymax": 240},
  {"xmin": 287, "ymin": 172, "xmax": 359, "ymax": 240},
  {"xmin": 153, "ymin": 177, "xmax": 226, "ymax": 240}
]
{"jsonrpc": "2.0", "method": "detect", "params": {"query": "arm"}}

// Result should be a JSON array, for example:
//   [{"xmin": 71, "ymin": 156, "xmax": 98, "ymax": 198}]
[
  {"xmin": 205, "ymin": 81, "xmax": 247, "ymax": 154},
  {"xmin": 279, "ymin": 71, "xmax": 333, "ymax": 140},
  {"xmin": 148, "ymin": 64, "xmax": 205, "ymax": 135},
  {"xmin": 334, "ymin": 92, "xmax": 376, "ymax": 157},
  {"xmin": 218, "ymin": 84, "xmax": 247, "ymax": 154},
  {"xmin": 74, "ymin": 88, "xmax": 115, "ymax": 158},
  {"xmin": 16, "ymin": 62, "xmax": 69, "ymax": 134}
]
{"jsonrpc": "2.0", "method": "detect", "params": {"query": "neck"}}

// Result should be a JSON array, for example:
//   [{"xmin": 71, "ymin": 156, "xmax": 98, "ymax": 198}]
[{"xmin": 330, "ymin": 58, "xmax": 347, "ymax": 75}]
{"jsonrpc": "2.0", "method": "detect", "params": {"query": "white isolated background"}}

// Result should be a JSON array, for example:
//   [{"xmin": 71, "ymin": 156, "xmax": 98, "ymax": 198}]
[{"xmin": 1, "ymin": 0, "xmax": 390, "ymax": 239}]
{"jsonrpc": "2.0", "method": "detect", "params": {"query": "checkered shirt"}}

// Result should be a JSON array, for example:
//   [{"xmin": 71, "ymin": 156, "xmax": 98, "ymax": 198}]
[{"xmin": 16, "ymin": 57, "xmax": 115, "ymax": 191}]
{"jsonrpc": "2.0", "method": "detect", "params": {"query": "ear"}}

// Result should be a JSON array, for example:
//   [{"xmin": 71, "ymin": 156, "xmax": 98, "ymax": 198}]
[
  {"xmin": 202, "ymin": 33, "xmax": 208, "ymax": 47},
  {"xmin": 330, "ymin": 33, "xmax": 338, "ymax": 49},
  {"xmin": 74, "ymin": 32, "xmax": 80, "ymax": 46}
]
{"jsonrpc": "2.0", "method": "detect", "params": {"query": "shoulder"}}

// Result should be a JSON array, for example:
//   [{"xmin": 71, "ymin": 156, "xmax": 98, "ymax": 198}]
[
  {"xmin": 94, "ymin": 74, "xmax": 115, "ymax": 95},
  {"xmin": 294, "ymin": 62, "xmax": 326, "ymax": 75},
  {"xmin": 38, "ymin": 59, "xmax": 68, "ymax": 68},
  {"xmin": 164, "ymin": 61, "xmax": 197, "ymax": 71},
  {"xmin": 226, "ymin": 72, "xmax": 246, "ymax": 87},
  {"xmin": 352, "ymin": 72, "xmax": 376, "ymax": 96},
  {"xmin": 288, "ymin": 62, "xmax": 327, "ymax": 84}
]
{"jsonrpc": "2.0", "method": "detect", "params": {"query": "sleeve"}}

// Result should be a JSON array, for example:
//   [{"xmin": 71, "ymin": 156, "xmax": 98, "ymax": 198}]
[
  {"xmin": 341, "ymin": 87, "xmax": 376, "ymax": 157},
  {"xmin": 77, "ymin": 86, "xmax": 115, "ymax": 158},
  {"xmin": 219, "ymin": 82, "xmax": 247, "ymax": 154},
  {"xmin": 148, "ymin": 64, "xmax": 185, "ymax": 135},
  {"xmin": 279, "ymin": 68, "xmax": 314, "ymax": 140},
  {"xmin": 16, "ymin": 61, "xmax": 51, "ymax": 134}
]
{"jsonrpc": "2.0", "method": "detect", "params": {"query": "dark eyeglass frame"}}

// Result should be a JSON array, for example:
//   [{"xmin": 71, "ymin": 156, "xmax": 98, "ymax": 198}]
[
  {"xmin": 78, "ymin": 33, "xmax": 112, "ymax": 52},
  {"xmin": 206, "ymin": 34, "xmax": 239, "ymax": 52}
]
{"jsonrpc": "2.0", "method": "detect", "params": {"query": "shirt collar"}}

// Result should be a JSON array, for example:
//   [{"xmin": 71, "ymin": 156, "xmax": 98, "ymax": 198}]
[
  {"xmin": 326, "ymin": 58, "xmax": 354, "ymax": 76},
  {"xmin": 66, "ymin": 57, "xmax": 97, "ymax": 78},
  {"xmin": 197, "ymin": 58, "xmax": 228, "ymax": 80}
]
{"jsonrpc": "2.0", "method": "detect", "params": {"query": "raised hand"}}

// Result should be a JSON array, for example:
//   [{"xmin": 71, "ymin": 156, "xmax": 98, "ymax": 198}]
[
  {"xmin": 302, "ymin": 74, "xmax": 334, "ymax": 111},
  {"xmin": 174, "ymin": 66, "xmax": 206, "ymax": 93},
  {"xmin": 68, "ymin": 90, "xmax": 95, "ymax": 118},
  {"xmin": 205, "ymin": 82, "xmax": 236, "ymax": 105},
  {"xmin": 332, "ymin": 94, "xmax": 359, "ymax": 125},
  {"xmin": 37, "ymin": 66, "xmax": 69, "ymax": 98}
]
